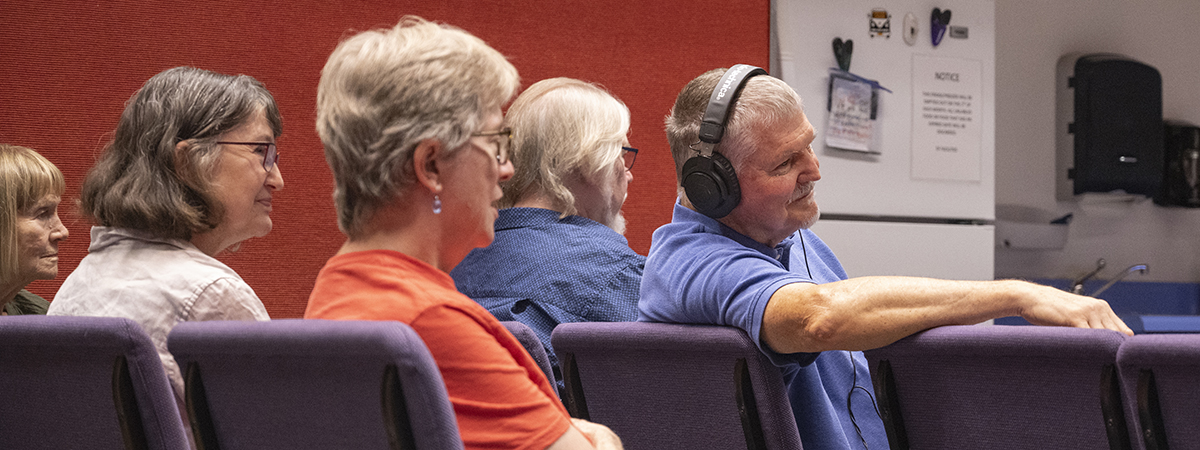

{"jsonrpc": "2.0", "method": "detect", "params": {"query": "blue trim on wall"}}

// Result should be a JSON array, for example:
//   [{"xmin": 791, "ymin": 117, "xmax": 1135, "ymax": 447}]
[{"xmin": 994, "ymin": 279, "xmax": 1200, "ymax": 332}]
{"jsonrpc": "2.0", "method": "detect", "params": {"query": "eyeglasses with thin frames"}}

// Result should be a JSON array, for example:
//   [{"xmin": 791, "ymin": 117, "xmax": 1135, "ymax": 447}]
[
  {"xmin": 621, "ymin": 146, "xmax": 638, "ymax": 171},
  {"xmin": 470, "ymin": 128, "xmax": 511, "ymax": 165},
  {"xmin": 216, "ymin": 142, "xmax": 279, "ymax": 173}
]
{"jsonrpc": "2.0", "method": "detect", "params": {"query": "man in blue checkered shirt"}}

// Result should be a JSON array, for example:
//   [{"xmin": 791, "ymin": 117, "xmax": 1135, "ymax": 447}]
[{"xmin": 451, "ymin": 78, "xmax": 644, "ymax": 389}]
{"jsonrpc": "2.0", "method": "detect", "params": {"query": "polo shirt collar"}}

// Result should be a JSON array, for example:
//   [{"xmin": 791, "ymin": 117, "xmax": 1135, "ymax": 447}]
[{"xmin": 672, "ymin": 202, "xmax": 795, "ymax": 265}]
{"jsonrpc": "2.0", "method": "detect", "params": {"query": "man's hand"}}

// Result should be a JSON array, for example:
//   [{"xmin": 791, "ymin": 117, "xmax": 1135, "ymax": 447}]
[
  {"xmin": 571, "ymin": 418, "xmax": 623, "ymax": 450},
  {"xmin": 1011, "ymin": 280, "xmax": 1134, "ymax": 336}
]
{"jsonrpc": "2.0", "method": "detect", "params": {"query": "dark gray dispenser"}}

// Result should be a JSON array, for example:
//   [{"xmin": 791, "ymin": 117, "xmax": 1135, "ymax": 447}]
[
  {"xmin": 1157, "ymin": 120, "xmax": 1200, "ymax": 207},
  {"xmin": 1056, "ymin": 53, "xmax": 1163, "ymax": 199}
]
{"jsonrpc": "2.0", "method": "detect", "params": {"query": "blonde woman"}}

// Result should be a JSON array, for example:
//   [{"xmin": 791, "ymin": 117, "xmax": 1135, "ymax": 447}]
[
  {"xmin": 306, "ymin": 17, "xmax": 621, "ymax": 450},
  {"xmin": 0, "ymin": 144, "xmax": 68, "ymax": 315}
]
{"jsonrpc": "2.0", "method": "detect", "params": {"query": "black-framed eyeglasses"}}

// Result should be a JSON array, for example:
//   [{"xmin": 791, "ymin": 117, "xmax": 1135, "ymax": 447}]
[
  {"xmin": 216, "ymin": 141, "xmax": 279, "ymax": 173},
  {"xmin": 470, "ymin": 127, "xmax": 511, "ymax": 165},
  {"xmin": 621, "ymin": 146, "xmax": 638, "ymax": 171}
]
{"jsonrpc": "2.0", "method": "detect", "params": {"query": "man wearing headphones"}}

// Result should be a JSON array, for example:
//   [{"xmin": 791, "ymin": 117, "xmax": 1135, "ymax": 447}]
[{"xmin": 638, "ymin": 66, "xmax": 1133, "ymax": 449}]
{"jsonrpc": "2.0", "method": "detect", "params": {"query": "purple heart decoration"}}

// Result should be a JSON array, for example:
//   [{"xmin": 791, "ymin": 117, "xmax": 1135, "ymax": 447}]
[{"xmin": 931, "ymin": 8, "xmax": 951, "ymax": 47}]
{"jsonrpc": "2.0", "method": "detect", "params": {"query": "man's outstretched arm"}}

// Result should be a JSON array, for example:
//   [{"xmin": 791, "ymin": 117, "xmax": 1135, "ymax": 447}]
[{"xmin": 760, "ymin": 277, "xmax": 1133, "ymax": 354}]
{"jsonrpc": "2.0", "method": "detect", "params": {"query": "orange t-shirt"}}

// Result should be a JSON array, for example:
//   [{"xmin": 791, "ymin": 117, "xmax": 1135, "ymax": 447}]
[{"xmin": 305, "ymin": 250, "xmax": 572, "ymax": 450}]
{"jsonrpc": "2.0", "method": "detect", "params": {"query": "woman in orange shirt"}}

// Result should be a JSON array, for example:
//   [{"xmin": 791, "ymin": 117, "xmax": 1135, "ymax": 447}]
[{"xmin": 305, "ymin": 16, "xmax": 621, "ymax": 450}]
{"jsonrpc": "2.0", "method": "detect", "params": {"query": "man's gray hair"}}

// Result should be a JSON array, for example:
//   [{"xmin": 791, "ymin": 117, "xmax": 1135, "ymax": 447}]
[
  {"xmin": 665, "ymin": 68, "xmax": 802, "ymax": 185},
  {"xmin": 501, "ymin": 78, "xmax": 630, "ymax": 216},
  {"xmin": 317, "ymin": 16, "xmax": 520, "ymax": 238}
]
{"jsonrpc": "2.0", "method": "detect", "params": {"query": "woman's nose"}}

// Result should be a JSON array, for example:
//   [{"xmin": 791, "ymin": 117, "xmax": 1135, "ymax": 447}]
[
  {"xmin": 51, "ymin": 216, "xmax": 68, "ymax": 242},
  {"xmin": 267, "ymin": 165, "xmax": 285, "ymax": 190}
]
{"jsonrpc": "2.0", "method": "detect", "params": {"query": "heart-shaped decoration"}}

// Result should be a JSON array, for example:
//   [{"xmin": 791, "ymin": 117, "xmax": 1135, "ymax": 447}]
[
  {"xmin": 934, "ymin": 8, "xmax": 951, "ymax": 25},
  {"xmin": 832, "ymin": 37, "xmax": 853, "ymax": 71},
  {"xmin": 931, "ymin": 8, "xmax": 952, "ymax": 47}
]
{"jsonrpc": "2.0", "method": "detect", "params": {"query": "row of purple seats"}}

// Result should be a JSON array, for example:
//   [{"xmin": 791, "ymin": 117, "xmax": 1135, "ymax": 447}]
[
  {"xmin": 550, "ymin": 322, "xmax": 1200, "ymax": 450},
  {"xmin": 0, "ymin": 316, "xmax": 464, "ymax": 450},
  {"xmin": 5, "ymin": 315, "xmax": 1191, "ymax": 450}
]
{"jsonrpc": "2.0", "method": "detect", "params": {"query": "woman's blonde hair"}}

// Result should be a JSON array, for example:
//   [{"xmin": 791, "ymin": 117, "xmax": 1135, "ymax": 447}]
[
  {"xmin": 317, "ymin": 16, "xmax": 520, "ymax": 238},
  {"xmin": 0, "ymin": 144, "xmax": 65, "ymax": 283}
]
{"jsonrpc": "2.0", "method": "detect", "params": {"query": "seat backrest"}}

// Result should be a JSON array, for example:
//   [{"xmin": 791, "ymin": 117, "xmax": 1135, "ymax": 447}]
[
  {"xmin": 864, "ymin": 325, "xmax": 1131, "ymax": 450},
  {"xmin": 167, "ymin": 319, "xmax": 462, "ymax": 450},
  {"xmin": 500, "ymin": 320, "xmax": 557, "ymax": 396},
  {"xmin": 552, "ymin": 321, "xmax": 801, "ymax": 450},
  {"xmin": 0, "ymin": 315, "xmax": 189, "ymax": 450},
  {"xmin": 1116, "ymin": 333, "xmax": 1200, "ymax": 450}
]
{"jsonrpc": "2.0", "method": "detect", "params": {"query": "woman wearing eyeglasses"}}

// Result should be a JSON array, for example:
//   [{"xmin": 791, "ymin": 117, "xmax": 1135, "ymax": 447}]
[
  {"xmin": 450, "ymin": 78, "xmax": 643, "ymax": 391},
  {"xmin": 48, "ymin": 66, "xmax": 282, "ymax": 416},
  {"xmin": 305, "ymin": 18, "xmax": 621, "ymax": 450}
]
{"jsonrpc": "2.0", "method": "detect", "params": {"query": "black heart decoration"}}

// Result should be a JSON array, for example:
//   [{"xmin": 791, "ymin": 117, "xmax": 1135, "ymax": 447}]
[
  {"xmin": 936, "ymin": 8, "xmax": 952, "ymax": 25},
  {"xmin": 832, "ymin": 37, "xmax": 853, "ymax": 71}
]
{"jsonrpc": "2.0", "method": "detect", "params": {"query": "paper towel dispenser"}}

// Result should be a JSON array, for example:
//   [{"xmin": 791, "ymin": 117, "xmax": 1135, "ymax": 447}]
[
  {"xmin": 1056, "ymin": 53, "xmax": 1163, "ymax": 200},
  {"xmin": 1156, "ymin": 120, "xmax": 1200, "ymax": 207}
]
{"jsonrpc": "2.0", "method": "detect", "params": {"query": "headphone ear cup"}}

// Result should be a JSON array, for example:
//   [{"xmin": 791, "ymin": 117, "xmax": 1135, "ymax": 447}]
[{"xmin": 681, "ymin": 151, "xmax": 741, "ymax": 219}]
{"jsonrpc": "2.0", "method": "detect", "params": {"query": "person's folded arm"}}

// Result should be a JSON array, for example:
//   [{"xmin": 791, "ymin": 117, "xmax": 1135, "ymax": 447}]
[{"xmin": 761, "ymin": 277, "xmax": 1133, "ymax": 354}]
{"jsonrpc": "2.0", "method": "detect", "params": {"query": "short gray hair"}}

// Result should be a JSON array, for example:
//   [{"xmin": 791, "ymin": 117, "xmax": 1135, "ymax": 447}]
[
  {"xmin": 0, "ymin": 144, "xmax": 65, "ymax": 283},
  {"xmin": 80, "ymin": 66, "xmax": 282, "ymax": 240},
  {"xmin": 317, "ymin": 16, "xmax": 520, "ymax": 238},
  {"xmin": 501, "ymin": 78, "xmax": 630, "ymax": 216},
  {"xmin": 665, "ymin": 68, "xmax": 802, "ymax": 184}
]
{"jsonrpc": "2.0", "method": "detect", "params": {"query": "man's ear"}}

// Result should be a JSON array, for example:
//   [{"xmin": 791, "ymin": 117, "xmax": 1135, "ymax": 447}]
[{"xmin": 412, "ymin": 139, "xmax": 443, "ymax": 194}]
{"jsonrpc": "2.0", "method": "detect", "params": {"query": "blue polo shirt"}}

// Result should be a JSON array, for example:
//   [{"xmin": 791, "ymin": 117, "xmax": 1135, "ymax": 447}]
[
  {"xmin": 639, "ymin": 203, "xmax": 887, "ymax": 450},
  {"xmin": 452, "ymin": 207, "xmax": 645, "ymax": 386}
]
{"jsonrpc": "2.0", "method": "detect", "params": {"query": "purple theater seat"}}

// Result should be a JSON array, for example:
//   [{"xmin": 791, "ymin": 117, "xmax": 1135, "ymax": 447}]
[
  {"xmin": 167, "ymin": 319, "xmax": 462, "ymax": 450},
  {"xmin": 0, "ymin": 315, "xmax": 189, "ymax": 450},
  {"xmin": 551, "ymin": 321, "xmax": 802, "ymax": 450},
  {"xmin": 864, "ymin": 325, "xmax": 1132, "ymax": 450},
  {"xmin": 500, "ymin": 321, "xmax": 558, "ymax": 399},
  {"xmin": 1116, "ymin": 333, "xmax": 1200, "ymax": 450}
]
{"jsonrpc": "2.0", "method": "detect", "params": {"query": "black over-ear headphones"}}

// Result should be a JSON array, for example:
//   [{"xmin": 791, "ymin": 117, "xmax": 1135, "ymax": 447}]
[{"xmin": 681, "ymin": 64, "xmax": 768, "ymax": 219}]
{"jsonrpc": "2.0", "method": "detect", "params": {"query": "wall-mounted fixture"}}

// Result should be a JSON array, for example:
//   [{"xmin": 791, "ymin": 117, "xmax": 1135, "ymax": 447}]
[
  {"xmin": 1156, "ymin": 120, "xmax": 1200, "ymax": 207},
  {"xmin": 1056, "ymin": 53, "xmax": 1163, "ymax": 201}
]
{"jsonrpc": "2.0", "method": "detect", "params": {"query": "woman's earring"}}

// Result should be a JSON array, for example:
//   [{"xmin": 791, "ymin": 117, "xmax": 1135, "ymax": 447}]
[{"xmin": 432, "ymin": 195, "xmax": 442, "ymax": 214}]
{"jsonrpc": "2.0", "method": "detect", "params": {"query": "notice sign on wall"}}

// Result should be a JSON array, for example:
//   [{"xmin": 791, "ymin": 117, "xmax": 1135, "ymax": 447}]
[
  {"xmin": 911, "ymin": 55, "xmax": 982, "ymax": 182},
  {"xmin": 826, "ymin": 74, "xmax": 876, "ymax": 153}
]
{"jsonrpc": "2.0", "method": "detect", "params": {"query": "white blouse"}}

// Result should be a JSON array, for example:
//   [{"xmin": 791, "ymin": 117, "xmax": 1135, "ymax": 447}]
[{"xmin": 48, "ymin": 226, "xmax": 270, "ymax": 401}]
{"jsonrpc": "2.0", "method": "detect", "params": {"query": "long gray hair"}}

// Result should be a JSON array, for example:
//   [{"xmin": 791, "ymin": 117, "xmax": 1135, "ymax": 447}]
[{"xmin": 500, "ymin": 78, "xmax": 630, "ymax": 217}]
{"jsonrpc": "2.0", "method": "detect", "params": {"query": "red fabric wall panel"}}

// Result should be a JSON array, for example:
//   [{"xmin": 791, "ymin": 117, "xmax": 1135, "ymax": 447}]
[{"xmin": 1, "ymin": 0, "xmax": 768, "ymax": 317}]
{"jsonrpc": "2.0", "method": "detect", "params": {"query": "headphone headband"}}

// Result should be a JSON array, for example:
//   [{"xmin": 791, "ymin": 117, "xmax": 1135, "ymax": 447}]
[{"xmin": 696, "ymin": 64, "xmax": 768, "ymax": 155}]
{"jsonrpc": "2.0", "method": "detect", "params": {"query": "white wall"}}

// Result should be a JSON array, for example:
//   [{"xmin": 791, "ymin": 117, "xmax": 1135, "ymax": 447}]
[{"xmin": 995, "ymin": 0, "xmax": 1200, "ymax": 282}]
